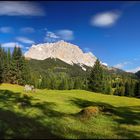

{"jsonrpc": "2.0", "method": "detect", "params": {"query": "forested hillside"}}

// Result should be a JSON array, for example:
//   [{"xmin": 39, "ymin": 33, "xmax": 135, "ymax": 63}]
[
  {"xmin": 0, "ymin": 46, "xmax": 140, "ymax": 98},
  {"xmin": 28, "ymin": 58, "xmax": 89, "ymax": 89}
]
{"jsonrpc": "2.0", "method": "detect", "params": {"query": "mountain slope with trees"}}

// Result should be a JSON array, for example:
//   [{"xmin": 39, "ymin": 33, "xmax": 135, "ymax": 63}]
[
  {"xmin": 28, "ymin": 58, "xmax": 89, "ymax": 89},
  {"xmin": 0, "ymin": 46, "xmax": 140, "ymax": 98}
]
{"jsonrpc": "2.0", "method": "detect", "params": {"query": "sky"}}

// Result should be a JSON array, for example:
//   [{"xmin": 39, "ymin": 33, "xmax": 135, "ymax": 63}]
[{"xmin": 0, "ymin": 1, "xmax": 140, "ymax": 72}]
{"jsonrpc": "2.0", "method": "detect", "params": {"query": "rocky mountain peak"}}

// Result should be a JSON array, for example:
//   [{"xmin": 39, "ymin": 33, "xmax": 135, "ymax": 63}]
[{"xmin": 24, "ymin": 40, "xmax": 97, "ymax": 68}]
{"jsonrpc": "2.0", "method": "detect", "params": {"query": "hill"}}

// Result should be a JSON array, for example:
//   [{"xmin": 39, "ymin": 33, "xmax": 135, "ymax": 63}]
[
  {"xmin": 28, "ymin": 58, "xmax": 90, "ymax": 89},
  {"xmin": 28, "ymin": 58, "xmax": 138, "ymax": 89},
  {"xmin": 135, "ymin": 70, "xmax": 140, "ymax": 78},
  {"xmin": 0, "ymin": 83, "xmax": 140, "ymax": 139},
  {"xmin": 28, "ymin": 58, "xmax": 137, "ymax": 78},
  {"xmin": 28, "ymin": 57, "xmax": 89, "ymax": 78}
]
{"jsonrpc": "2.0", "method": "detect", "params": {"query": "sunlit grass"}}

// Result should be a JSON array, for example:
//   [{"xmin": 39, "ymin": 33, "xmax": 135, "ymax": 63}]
[{"xmin": 0, "ymin": 83, "xmax": 140, "ymax": 139}]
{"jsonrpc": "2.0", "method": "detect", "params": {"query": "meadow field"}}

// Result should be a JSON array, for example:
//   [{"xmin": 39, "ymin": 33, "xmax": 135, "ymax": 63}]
[{"xmin": 0, "ymin": 84, "xmax": 140, "ymax": 139}]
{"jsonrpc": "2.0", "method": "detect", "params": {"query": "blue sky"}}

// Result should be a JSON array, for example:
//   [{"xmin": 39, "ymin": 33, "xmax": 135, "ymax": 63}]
[{"xmin": 0, "ymin": 1, "xmax": 140, "ymax": 72}]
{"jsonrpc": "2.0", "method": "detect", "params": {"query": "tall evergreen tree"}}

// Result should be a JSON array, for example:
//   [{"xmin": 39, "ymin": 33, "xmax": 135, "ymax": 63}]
[
  {"xmin": 9, "ymin": 46, "xmax": 30, "ymax": 85},
  {"xmin": 125, "ymin": 81, "xmax": 131, "ymax": 96},
  {"xmin": 0, "ymin": 45, "xmax": 3, "ymax": 83},
  {"xmin": 3, "ymin": 48, "xmax": 11, "ymax": 83},
  {"xmin": 135, "ymin": 80, "xmax": 140, "ymax": 97},
  {"xmin": 88, "ymin": 59, "xmax": 106, "ymax": 93}
]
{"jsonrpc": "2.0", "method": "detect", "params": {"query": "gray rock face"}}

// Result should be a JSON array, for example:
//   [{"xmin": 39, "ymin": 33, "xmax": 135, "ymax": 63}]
[{"xmin": 24, "ymin": 40, "xmax": 97, "ymax": 67}]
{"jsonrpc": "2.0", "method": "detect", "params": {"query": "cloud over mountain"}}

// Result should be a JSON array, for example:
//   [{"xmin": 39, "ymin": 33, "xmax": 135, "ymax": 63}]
[
  {"xmin": 44, "ymin": 29, "xmax": 74, "ymax": 42},
  {"xmin": 114, "ymin": 61, "xmax": 131, "ymax": 69},
  {"xmin": 57, "ymin": 30, "xmax": 74, "ymax": 41},
  {"xmin": 126, "ymin": 66, "xmax": 140, "ymax": 73}
]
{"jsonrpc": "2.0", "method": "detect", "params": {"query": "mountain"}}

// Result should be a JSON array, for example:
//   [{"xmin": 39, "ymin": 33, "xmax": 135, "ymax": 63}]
[
  {"xmin": 135, "ymin": 70, "xmax": 140, "ymax": 78},
  {"xmin": 25, "ymin": 40, "xmax": 136, "ymax": 78},
  {"xmin": 28, "ymin": 58, "xmax": 90, "ymax": 78},
  {"xmin": 25, "ymin": 40, "xmax": 97, "ymax": 69},
  {"xmin": 28, "ymin": 58, "xmax": 91, "ymax": 89}
]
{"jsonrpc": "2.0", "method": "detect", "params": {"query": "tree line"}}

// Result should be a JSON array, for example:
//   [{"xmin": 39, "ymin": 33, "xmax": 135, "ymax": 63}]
[
  {"xmin": 88, "ymin": 59, "xmax": 140, "ymax": 97},
  {"xmin": 0, "ymin": 46, "xmax": 30, "ymax": 85},
  {"xmin": 0, "ymin": 47, "xmax": 140, "ymax": 98}
]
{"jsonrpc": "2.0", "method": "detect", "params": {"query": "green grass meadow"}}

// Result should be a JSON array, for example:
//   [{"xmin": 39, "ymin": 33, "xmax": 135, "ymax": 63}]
[{"xmin": 0, "ymin": 84, "xmax": 140, "ymax": 139}]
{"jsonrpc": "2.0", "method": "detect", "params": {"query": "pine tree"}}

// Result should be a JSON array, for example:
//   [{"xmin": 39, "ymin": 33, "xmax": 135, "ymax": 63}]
[
  {"xmin": 114, "ymin": 86, "xmax": 125, "ymax": 96},
  {"xmin": 63, "ymin": 78, "xmax": 69, "ymax": 90},
  {"xmin": 125, "ymin": 79, "xmax": 135, "ymax": 97},
  {"xmin": 2, "ymin": 48, "xmax": 7, "ymax": 82},
  {"xmin": 0, "ymin": 46, "xmax": 3, "ymax": 83},
  {"xmin": 104, "ymin": 81, "xmax": 112, "ymax": 94},
  {"xmin": 125, "ymin": 81, "xmax": 131, "ymax": 96},
  {"xmin": 88, "ymin": 59, "xmax": 106, "ymax": 93},
  {"xmin": 4, "ymin": 48, "xmax": 12, "ymax": 83},
  {"xmin": 74, "ymin": 78, "xmax": 81, "ymax": 89},
  {"xmin": 135, "ymin": 80, "xmax": 140, "ymax": 97},
  {"xmin": 59, "ymin": 78, "xmax": 68, "ymax": 90},
  {"xmin": 9, "ymin": 46, "xmax": 30, "ymax": 85},
  {"xmin": 0, "ymin": 65, "xmax": 2, "ymax": 83},
  {"xmin": 21, "ymin": 57, "xmax": 31, "ymax": 85},
  {"xmin": 68, "ymin": 78, "xmax": 74, "ymax": 90}
]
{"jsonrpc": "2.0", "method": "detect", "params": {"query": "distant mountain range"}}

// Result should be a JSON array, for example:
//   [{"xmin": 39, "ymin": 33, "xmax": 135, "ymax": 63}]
[
  {"xmin": 24, "ymin": 40, "xmax": 137, "ymax": 78},
  {"xmin": 25, "ymin": 40, "xmax": 100, "ymax": 71}
]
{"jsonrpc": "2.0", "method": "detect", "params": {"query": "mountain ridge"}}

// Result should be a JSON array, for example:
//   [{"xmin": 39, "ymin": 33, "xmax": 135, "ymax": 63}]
[{"xmin": 24, "ymin": 40, "xmax": 97, "ymax": 68}]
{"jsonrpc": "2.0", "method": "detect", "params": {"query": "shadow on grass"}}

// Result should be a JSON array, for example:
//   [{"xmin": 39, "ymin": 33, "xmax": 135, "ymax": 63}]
[
  {"xmin": 70, "ymin": 98, "xmax": 140, "ymax": 124},
  {"xmin": 31, "ymin": 101, "xmax": 68, "ymax": 118},
  {"xmin": 0, "ymin": 108, "xmax": 59, "ymax": 139},
  {"xmin": 0, "ymin": 89, "xmax": 64, "ymax": 139},
  {"xmin": 0, "ymin": 90, "xmax": 34, "ymax": 107},
  {"xmin": 1, "ymin": 89, "xmax": 140, "ymax": 139},
  {"xmin": 70, "ymin": 97, "xmax": 140, "ymax": 139}
]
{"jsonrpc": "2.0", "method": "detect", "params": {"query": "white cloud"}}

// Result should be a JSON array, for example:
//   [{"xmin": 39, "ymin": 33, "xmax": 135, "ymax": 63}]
[
  {"xmin": 44, "ymin": 29, "xmax": 74, "ymax": 42},
  {"xmin": 126, "ymin": 67, "xmax": 140, "ymax": 73},
  {"xmin": 16, "ymin": 37, "xmax": 35, "ymax": 44},
  {"xmin": 0, "ymin": 27, "xmax": 13, "ymax": 33},
  {"xmin": 114, "ymin": 61, "xmax": 130, "ymax": 69},
  {"xmin": 102, "ymin": 62, "xmax": 108, "ymax": 66},
  {"xmin": 114, "ymin": 63, "xmax": 124, "ymax": 69},
  {"xmin": 91, "ymin": 11, "xmax": 121, "ymax": 27},
  {"xmin": 44, "ymin": 31, "xmax": 59, "ymax": 42},
  {"xmin": 0, "ymin": 1, "xmax": 45, "ymax": 16},
  {"xmin": 20, "ymin": 27, "xmax": 35, "ymax": 33},
  {"xmin": 57, "ymin": 29, "xmax": 74, "ymax": 41},
  {"xmin": 2, "ymin": 42, "xmax": 23, "ymax": 48},
  {"xmin": 46, "ymin": 31, "xmax": 59, "ymax": 39}
]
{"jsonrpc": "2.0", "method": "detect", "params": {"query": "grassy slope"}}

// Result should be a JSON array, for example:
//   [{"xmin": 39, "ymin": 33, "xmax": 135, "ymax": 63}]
[{"xmin": 0, "ymin": 84, "xmax": 140, "ymax": 139}]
